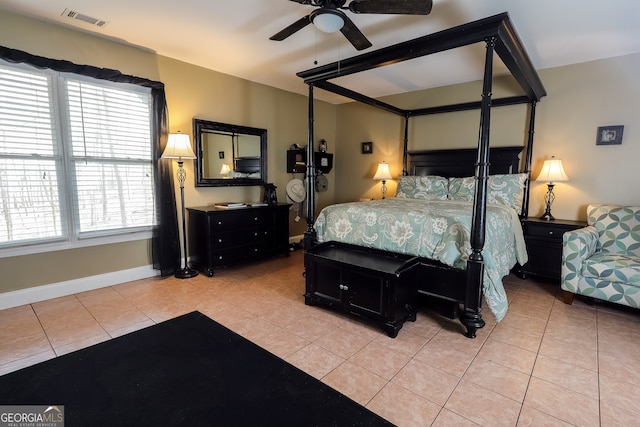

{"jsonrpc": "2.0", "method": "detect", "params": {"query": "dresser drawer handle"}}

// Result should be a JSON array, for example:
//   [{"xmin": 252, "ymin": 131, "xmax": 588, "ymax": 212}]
[
  {"xmin": 339, "ymin": 284, "xmax": 349, "ymax": 291},
  {"xmin": 218, "ymin": 238, "xmax": 223, "ymax": 243},
  {"xmin": 218, "ymin": 221, "xmax": 223, "ymax": 225}
]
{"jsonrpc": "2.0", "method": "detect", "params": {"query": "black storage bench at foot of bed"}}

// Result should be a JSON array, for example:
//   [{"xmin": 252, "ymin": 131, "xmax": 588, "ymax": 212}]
[{"xmin": 304, "ymin": 242, "xmax": 421, "ymax": 338}]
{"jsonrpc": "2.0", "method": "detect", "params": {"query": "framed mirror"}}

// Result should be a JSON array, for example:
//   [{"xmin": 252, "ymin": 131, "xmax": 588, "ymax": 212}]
[{"xmin": 194, "ymin": 118, "xmax": 267, "ymax": 187}]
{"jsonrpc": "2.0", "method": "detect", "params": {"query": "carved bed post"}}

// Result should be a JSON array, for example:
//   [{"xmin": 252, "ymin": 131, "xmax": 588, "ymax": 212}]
[
  {"xmin": 303, "ymin": 83, "xmax": 317, "ymax": 250},
  {"xmin": 462, "ymin": 36, "xmax": 496, "ymax": 338},
  {"xmin": 521, "ymin": 100, "xmax": 537, "ymax": 219},
  {"xmin": 402, "ymin": 114, "xmax": 410, "ymax": 176}
]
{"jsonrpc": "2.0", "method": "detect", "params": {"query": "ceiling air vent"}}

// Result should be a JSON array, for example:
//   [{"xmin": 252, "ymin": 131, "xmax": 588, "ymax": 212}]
[{"xmin": 61, "ymin": 9, "xmax": 108, "ymax": 27}]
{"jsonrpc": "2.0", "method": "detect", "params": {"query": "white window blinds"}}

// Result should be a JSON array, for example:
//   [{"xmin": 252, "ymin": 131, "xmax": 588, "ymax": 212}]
[
  {"xmin": 66, "ymin": 79, "xmax": 154, "ymax": 234},
  {"xmin": 0, "ymin": 61, "xmax": 155, "ymax": 250},
  {"xmin": 0, "ymin": 65, "xmax": 63, "ymax": 244}
]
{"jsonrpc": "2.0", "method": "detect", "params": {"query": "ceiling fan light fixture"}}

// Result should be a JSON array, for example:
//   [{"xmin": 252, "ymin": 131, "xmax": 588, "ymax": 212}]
[{"xmin": 311, "ymin": 9, "xmax": 345, "ymax": 33}]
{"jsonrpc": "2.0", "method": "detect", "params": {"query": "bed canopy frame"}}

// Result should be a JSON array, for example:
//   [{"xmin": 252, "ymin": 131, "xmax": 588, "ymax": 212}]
[{"xmin": 298, "ymin": 13, "xmax": 546, "ymax": 337}]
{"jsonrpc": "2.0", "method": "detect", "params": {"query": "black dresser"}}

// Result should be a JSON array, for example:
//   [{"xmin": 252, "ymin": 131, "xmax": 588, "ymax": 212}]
[{"xmin": 187, "ymin": 204, "xmax": 290, "ymax": 276}]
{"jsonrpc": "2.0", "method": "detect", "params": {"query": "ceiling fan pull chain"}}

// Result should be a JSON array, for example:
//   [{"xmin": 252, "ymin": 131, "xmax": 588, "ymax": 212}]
[{"xmin": 314, "ymin": 27, "xmax": 319, "ymax": 65}]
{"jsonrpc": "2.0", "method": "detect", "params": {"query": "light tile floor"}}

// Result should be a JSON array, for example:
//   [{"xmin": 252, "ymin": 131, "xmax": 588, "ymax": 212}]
[{"xmin": 1, "ymin": 250, "xmax": 640, "ymax": 426}]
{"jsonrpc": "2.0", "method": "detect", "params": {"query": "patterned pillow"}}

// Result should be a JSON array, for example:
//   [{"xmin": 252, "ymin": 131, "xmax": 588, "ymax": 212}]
[
  {"xmin": 395, "ymin": 175, "xmax": 448, "ymax": 200},
  {"xmin": 487, "ymin": 173, "xmax": 527, "ymax": 215},
  {"xmin": 448, "ymin": 173, "xmax": 527, "ymax": 214},
  {"xmin": 448, "ymin": 176, "xmax": 475, "ymax": 201}
]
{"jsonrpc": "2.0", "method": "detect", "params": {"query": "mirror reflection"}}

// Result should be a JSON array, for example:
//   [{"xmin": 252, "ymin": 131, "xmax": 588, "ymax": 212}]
[{"xmin": 194, "ymin": 119, "xmax": 267, "ymax": 187}]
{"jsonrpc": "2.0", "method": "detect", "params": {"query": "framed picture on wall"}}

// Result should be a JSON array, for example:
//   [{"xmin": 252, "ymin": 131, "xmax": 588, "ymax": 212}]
[
  {"xmin": 596, "ymin": 125, "xmax": 624, "ymax": 145},
  {"xmin": 361, "ymin": 141, "xmax": 373, "ymax": 154}
]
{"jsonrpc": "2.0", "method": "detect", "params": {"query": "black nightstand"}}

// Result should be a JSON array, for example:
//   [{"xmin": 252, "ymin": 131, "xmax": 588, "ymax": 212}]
[{"xmin": 520, "ymin": 218, "xmax": 587, "ymax": 281}]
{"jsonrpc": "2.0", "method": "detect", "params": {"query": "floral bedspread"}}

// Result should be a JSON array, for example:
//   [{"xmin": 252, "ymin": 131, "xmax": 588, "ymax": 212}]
[{"xmin": 314, "ymin": 199, "xmax": 528, "ymax": 321}]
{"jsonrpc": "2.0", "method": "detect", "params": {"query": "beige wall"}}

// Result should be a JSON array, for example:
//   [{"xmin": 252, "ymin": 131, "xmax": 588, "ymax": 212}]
[
  {"xmin": 154, "ymin": 55, "xmax": 337, "ymax": 238},
  {"xmin": 0, "ymin": 10, "xmax": 335, "ymax": 293},
  {"xmin": 334, "ymin": 54, "xmax": 640, "ymax": 220}
]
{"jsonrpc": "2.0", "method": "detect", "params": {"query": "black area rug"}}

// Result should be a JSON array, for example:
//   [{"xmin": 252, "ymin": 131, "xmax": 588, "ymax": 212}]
[{"xmin": 0, "ymin": 311, "xmax": 393, "ymax": 426}]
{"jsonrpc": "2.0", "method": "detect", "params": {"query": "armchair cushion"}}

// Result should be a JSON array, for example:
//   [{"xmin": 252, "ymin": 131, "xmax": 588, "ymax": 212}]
[
  {"xmin": 582, "ymin": 252, "xmax": 640, "ymax": 285},
  {"xmin": 588, "ymin": 204, "xmax": 640, "ymax": 257}
]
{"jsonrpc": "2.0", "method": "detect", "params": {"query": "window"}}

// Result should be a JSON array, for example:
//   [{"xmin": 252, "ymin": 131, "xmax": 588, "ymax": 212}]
[{"xmin": 0, "ymin": 60, "xmax": 155, "ymax": 254}]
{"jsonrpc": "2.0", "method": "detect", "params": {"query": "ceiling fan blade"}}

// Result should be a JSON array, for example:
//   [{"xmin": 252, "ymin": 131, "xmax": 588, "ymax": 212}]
[
  {"xmin": 270, "ymin": 15, "xmax": 312, "ymax": 41},
  {"xmin": 348, "ymin": 0, "xmax": 433, "ymax": 15},
  {"xmin": 340, "ymin": 15, "xmax": 372, "ymax": 50}
]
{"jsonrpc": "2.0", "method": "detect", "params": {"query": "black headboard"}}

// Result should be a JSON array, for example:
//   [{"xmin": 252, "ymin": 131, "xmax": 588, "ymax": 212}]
[{"xmin": 408, "ymin": 146, "xmax": 523, "ymax": 178}]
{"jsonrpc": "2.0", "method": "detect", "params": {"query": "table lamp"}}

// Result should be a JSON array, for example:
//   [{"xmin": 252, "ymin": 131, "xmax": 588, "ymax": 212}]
[
  {"xmin": 534, "ymin": 156, "xmax": 569, "ymax": 221},
  {"xmin": 373, "ymin": 161, "xmax": 392, "ymax": 199}
]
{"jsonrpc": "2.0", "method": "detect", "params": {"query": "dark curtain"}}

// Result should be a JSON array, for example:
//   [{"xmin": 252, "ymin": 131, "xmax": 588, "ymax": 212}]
[
  {"xmin": 150, "ymin": 90, "xmax": 181, "ymax": 276},
  {"xmin": 0, "ymin": 46, "xmax": 180, "ymax": 276}
]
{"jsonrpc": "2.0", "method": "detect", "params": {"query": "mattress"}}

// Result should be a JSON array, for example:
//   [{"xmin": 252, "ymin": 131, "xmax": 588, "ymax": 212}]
[{"xmin": 314, "ymin": 198, "xmax": 528, "ymax": 321}]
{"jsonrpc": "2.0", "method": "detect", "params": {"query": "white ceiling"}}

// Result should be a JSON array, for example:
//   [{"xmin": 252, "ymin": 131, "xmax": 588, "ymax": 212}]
[{"xmin": 2, "ymin": 0, "xmax": 640, "ymax": 104}]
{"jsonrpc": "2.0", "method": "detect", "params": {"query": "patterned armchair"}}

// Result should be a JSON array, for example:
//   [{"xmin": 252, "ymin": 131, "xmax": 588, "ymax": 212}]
[{"xmin": 561, "ymin": 204, "xmax": 640, "ymax": 308}]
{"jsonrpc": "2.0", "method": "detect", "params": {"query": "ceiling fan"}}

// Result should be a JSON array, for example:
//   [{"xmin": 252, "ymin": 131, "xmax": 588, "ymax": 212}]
[{"xmin": 270, "ymin": 0, "xmax": 433, "ymax": 51}]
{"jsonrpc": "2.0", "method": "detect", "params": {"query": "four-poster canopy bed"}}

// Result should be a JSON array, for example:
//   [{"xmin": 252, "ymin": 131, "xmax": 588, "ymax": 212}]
[{"xmin": 298, "ymin": 13, "xmax": 547, "ymax": 338}]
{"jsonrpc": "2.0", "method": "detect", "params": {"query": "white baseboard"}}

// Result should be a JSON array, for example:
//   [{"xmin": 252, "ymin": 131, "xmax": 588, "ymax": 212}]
[
  {"xmin": 0, "ymin": 265, "xmax": 159, "ymax": 310},
  {"xmin": 289, "ymin": 234, "xmax": 304, "ymax": 245}
]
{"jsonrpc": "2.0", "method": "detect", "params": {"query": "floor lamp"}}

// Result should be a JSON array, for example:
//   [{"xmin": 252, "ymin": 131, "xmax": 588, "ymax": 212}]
[
  {"xmin": 161, "ymin": 132, "xmax": 199, "ymax": 278},
  {"xmin": 534, "ymin": 156, "xmax": 569, "ymax": 221}
]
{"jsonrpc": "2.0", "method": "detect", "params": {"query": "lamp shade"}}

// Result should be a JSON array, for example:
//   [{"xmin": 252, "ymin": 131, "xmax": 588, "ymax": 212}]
[
  {"xmin": 373, "ymin": 162, "xmax": 392, "ymax": 181},
  {"xmin": 220, "ymin": 164, "xmax": 231, "ymax": 175},
  {"xmin": 161, "ymin": 133, "xmax": 196, "ymax": 159},
  {"xmin": 534, "ymin": 156, "xmax": 569, "ymax": 183},
  {"xmin": 312, "ymin": 10, "xmax": 345, "ymax": 33}
]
